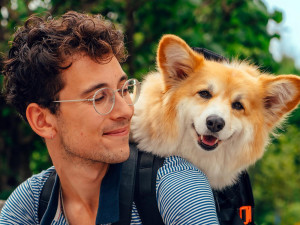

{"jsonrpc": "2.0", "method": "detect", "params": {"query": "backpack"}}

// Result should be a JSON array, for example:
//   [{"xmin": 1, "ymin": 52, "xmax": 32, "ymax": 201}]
[
  {"xmin": 39, "ymin": 48, "xmax": 255, "ymax": 225},
  {"xmin": 39, "ymin": 142, "xmax": 255, "ymax": 225},
  {"xmin": 114, "ymin": 143, "xmax": 255, "ymax": 225}
]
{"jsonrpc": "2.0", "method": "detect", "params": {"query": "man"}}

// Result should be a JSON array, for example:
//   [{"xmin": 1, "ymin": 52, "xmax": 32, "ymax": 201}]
[
  {"xmin": 0, "ymin": 11, "xmax": 219, "ymax": 225},
  {"xmin": 0, "ymin": 11, "xmax": 139, "ymax": 225}
]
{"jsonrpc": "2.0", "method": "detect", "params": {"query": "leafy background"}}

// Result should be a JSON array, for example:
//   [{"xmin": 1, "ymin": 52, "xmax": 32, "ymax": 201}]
[{"xmin": 0, "ymin": 0, "xmax": 299, "ymax": 224}]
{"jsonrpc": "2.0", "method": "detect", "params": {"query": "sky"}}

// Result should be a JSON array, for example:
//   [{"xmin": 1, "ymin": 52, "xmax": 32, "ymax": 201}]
[{"xmin": 262, "ymin": 0, "xmax": 300, "ymax": 68}]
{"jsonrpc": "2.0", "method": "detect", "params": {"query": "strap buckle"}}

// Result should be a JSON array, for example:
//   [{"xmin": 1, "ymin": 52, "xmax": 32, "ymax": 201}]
[{"xmin": 239, "ymin": 206, "xmax": 252, "ymax": 224}]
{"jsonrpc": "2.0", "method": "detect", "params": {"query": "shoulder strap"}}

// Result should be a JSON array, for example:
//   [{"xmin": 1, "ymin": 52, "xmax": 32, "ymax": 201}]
[
  {"xmin": 192, "ymin": 47, "xmax": 228, "ymax": 62},
  {"xmin": 238, "ymin": 171, "xmax": 255, "ymax": 225},
  {"xmin": 214, "ymin": 171, "xmax": 255, "ymax": 225},
  {"xmin": 38, "ymin": 170, "xmax": 56, "ymax": 223},
  {"xmin": 134, "ymin": 150, "xmax": 165, "ymax": 225},
  {"xmin": 113, "ymin": 142, "xmax": 139, "ymax": 225}
]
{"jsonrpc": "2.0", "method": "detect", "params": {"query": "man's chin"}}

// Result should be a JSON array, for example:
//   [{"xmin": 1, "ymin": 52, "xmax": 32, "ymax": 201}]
[{"xmin": 107, "ymin": 145, "xmax": 130, "ymax": 164}]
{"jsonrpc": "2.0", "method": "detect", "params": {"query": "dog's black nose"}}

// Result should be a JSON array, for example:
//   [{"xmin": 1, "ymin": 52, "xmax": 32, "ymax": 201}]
[{"xmin": 206, "ymin": 115, "xmax": 225, "ymax": 132}]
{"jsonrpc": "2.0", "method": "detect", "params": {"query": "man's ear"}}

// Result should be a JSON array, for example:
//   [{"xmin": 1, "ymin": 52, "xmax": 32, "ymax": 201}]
[
  {"xmin": 157, "ymin": 34, "xmax": 205, "ymax": 91},
  {"xmin": 26, "ymin": 103, "xmax": 57, "ymax": 139},
  {"xmin": 261, "ymin": 74, "xmax": 300, "ymax": 128}
]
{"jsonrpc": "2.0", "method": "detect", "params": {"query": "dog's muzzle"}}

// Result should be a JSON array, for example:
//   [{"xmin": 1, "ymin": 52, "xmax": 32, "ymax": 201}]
[{"xmin": 193, "ymin": 115, "xmax": 225, "ymax": 151}]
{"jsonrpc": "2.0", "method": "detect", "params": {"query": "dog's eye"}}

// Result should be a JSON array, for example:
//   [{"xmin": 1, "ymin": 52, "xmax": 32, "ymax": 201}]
[
  {"xmin": 232, "ymin": 101, "xmax": 244, "ymax": 110},
  {"xmin": 198, "ymin": 90, "xmax": 212, "ymax": 99}
]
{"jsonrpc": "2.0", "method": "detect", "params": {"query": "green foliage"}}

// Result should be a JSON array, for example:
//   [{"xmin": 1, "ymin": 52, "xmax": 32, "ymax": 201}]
[
  {"xmin": 0, "ymin": 0, "xmax": 52, "ymax": 197},
  {"xmin": 250, "ymin": 124, "xmax": 300, "ymax": 224},
  {"xmin": 29, "ymin": 140, "xmax": 52, "ymax": 174},
  {"xmin": 0, "ymin": 0, "xmax": 299, "ymax": 224}
]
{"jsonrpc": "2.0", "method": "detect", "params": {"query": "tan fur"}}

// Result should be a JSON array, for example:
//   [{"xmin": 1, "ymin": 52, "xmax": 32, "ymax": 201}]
[{"xmin": 131, "ymin": 34, "xmax": 300, "ymax": 189}]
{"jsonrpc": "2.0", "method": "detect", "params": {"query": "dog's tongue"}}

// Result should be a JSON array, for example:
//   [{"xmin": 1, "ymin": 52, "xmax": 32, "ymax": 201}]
[{"xmin": 201, "ymin": 135, "xmax": 218, "ymax": 146}]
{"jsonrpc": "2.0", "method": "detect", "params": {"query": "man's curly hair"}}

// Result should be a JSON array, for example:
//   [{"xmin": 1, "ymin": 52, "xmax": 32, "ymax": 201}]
[{"xmin": 3, "ymin": 11, "xmax": 127, "ymax": 121}]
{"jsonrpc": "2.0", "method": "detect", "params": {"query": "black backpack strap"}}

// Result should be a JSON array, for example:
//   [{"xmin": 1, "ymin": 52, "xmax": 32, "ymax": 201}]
[
  {"xmin": 134, "ymin": 150, "xmax": 165, "ymax": 225},
  {"xmin": 238, "ymin": 172, "xmax": 255, "ymax": 225},
  {"xmin": 214, "ymin": 171, "xmax": 255, "ymax": 225},
  {"xmin": 38, "ymin": 170, "xmax": 56, "ymax": 223},
  {"xmin": 113, "ymin": 142, "xmax": 139, "ymax": 225},
  {"xmin": 192, "ymin": 47, "xmax": 228, "ymax": 62}
]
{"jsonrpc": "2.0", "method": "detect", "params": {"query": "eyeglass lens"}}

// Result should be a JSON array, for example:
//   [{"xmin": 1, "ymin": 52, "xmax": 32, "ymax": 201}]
[{"xmin": 93, "ymin": 79, "xmax": 139, "ymax": 115}]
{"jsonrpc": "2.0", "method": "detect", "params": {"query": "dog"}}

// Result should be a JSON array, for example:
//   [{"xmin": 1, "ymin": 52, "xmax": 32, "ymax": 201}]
[{"xmin": 130, "ymin": 34, "xmax": 300, "ymax": 190}]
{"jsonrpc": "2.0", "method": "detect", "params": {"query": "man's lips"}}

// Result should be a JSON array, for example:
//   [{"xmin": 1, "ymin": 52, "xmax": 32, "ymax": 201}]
[{"xmin": 103, "ymin": 127, "xmax": 130, "ymax": 136}]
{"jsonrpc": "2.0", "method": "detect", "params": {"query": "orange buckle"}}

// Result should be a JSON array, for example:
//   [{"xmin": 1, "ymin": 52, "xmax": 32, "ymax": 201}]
[{"xmin": 239, "ymin": 206, "xmax": 252, "ymax": 224}]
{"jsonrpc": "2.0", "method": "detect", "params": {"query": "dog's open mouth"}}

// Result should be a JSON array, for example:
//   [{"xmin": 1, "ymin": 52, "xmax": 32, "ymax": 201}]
[
  {"xmin": 198, "ymin": 135, "xmax": 219, "ymax": 151},
  {"xmin": 192, "ymin": 123, "xmax": 220, "ymax": 151}
]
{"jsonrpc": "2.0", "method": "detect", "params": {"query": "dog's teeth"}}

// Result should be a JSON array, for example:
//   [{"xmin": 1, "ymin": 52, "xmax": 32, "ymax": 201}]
[
  {"xmin": 200, "ymin": 135, "xmax": 203, "ymax": 141},
  {"xmin": 214, "ymin": 139, "xmax": 219, "ymax": 144}
]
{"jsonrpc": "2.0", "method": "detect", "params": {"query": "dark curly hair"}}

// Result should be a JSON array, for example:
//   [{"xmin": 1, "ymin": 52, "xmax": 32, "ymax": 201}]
[{"xmin": 3, "ymin": 11, "xmax": 127, "ymax": 121}]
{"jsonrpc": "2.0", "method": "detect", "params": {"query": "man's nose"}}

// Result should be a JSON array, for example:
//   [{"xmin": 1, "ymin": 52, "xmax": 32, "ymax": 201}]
[{"xmin": 110, "ymin": 91, "xmax": 134, "ymax": 119}]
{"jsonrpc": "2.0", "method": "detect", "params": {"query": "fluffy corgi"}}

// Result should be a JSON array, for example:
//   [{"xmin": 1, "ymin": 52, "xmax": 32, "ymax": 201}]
[{"xmin": 131, "ymin": 34, "xmax": 300, "ymax": 190}]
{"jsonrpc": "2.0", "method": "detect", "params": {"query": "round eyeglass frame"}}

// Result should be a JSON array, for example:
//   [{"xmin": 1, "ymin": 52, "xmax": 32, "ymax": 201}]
[{"xmin": 52, "ymin": 78, "xmax": 140, "ymax": 115}]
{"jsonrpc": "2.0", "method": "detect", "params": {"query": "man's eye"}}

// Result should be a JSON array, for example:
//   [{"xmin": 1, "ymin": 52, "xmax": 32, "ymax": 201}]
[
  {"xmin": 198, "ymin": 90, "xmax": 212, "ymax": 99},
  {"xmin": 232, "ymin": 101, "xmax": 244, "ymax": 110},
  {"xmin": 122, "ymin": 88, "xmax": 129, "ymax": 95},
  {"xmin": 94, "ymin": 90, "xmax": 108, "ymax": 103},
  {"xmin": 94, "ymin": 96, "xmax": 104, "ymax": 102}
]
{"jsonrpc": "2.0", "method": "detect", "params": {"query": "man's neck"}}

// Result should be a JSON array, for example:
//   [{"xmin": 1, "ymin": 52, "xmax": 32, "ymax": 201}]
[
  {"xmin": 49, "ymin": 144, "xmax": 110, "ymax": 224},
  {"xmin": 58, "ymin": 161, "xmax": 108, "ymax": 201},
  {"xmin": 59, "ymin": 162, "xmax": 109, "ymax": 224}
]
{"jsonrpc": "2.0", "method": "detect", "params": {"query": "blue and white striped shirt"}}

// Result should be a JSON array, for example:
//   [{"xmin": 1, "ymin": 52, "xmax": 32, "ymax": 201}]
[
  {"xmin": 154, "ymin": 156, "xmax": 219, "ymax": 224},
  {"xmin": 0, "ymin": 156, "xmax": 219, "ymax": 224},
  {"xmin": 0, "ymin": 167, "xmax": 65, "ymax": 225}
]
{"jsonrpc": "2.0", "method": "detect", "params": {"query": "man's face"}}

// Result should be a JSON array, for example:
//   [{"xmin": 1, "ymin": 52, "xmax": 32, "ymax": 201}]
[{"xmin": 54, "ymin": 55, "xmax": 133, "ymax": 164}]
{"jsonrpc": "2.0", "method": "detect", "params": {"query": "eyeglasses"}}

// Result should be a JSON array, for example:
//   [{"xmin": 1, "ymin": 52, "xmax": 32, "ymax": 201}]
[{"xmin": 53, "ymin": 78, "xmax": 140, "ymax": 115}]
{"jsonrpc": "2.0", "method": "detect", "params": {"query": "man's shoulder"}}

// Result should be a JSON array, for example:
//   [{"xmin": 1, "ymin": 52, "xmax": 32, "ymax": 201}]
[
  {"xmin": 27, "ymin": 166, "xmax": 56, "ymax": 188},
  {"xmin": 18, "ymin": 166, "xmax": 56, "ymax": 197},
  {"xmin": 155, "ymin": 156, "xmax": 219, "ymax": 224},
  {"xmin": 156, "ymin": 155, "xmax": 212, "ymax": 196},
  {"xmin": 9, "ymin": 166, "xmax": 55, "ymax": 199},
  {"xmin": 0, "ymin": 166, "xmax": 56, "ymax": 224},
  {"xmin": 157, "ymin": 155, "xmax": 207, "ymax": 178}
]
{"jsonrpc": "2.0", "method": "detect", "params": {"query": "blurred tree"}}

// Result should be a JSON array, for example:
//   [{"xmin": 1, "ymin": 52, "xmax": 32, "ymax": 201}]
[
  {"xmin": 250, "ymin": 124, "xmax": 300, "ymax": 225},
  {"xmin": 0, "ymin": 0, "xmax": 52, "ymax": 200},
  {"xmin": 1, "ymin": 0, "xmax": 40, "ymax": 191},
  {"xmin": 0, "ymin": 0, "xmax": 299, "ymax": 223}
]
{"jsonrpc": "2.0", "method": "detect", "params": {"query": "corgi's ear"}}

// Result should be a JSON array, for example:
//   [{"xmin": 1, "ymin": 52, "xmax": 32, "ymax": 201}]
[
  {"xmin": 262, "ymin": 75, "xmax": 300, "ymax": 127},
  {"xmin": 157, "ymin": 34, "xmax": 204, "ymax": 90}
]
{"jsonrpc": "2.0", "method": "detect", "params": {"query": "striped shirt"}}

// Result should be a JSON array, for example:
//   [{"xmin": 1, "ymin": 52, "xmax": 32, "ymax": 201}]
[
  {"xmin": 0, "ymin": 156, "xmax": 219, "ymax": 224},
  {"xmin": 0, "ymin": 167, "xmax": 66, "ymax": 225},
  {"xmin": 154, "ymin": 156, "xmax": 219, "ymax": 224},
  {"xmin": 0, "ymin": 165, "xmax": 119, "ymax": 225}
]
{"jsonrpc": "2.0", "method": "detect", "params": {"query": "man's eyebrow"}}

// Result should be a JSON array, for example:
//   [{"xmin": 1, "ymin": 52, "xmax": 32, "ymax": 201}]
[
  {"xmin": 119, "ymin": 74, "xmax": 128, "ymax": 83},
  {"xmin": 81, "ymin": 74, "xmax": 128, "ymax": 97}
]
